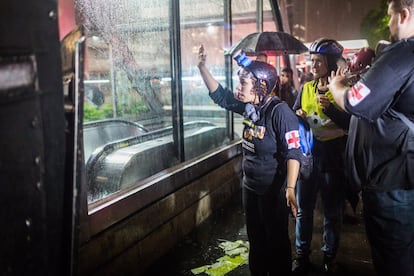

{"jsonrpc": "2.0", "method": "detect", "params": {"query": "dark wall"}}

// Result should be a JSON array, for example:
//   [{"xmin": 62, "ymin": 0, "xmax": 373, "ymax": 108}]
[
  {"xmin": 0, "ymin": 1, "xmax": 68, "ymax": 275},
  {"xmin": 289, "ymin": 0, "xmax": 382, "ymax": 43}
]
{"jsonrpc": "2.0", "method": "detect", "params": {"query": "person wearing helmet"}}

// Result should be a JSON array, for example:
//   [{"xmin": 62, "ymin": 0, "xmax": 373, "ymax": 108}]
[
  {"xmin": 329, "ymin": 1, "xmax": 414, "ymax": 275},
  {"xmin": 292, "ymin": 38, "xmax": 351, "ymax": 274},
  {"xmin": 198, "ymin": 45, "xmax": 302, "ymax": 275}
]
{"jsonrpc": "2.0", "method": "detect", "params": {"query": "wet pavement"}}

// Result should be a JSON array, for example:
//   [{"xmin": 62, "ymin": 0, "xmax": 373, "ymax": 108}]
[{"xmin": 145, "ymin": 190, "xmax": 375, "ymax": 276}]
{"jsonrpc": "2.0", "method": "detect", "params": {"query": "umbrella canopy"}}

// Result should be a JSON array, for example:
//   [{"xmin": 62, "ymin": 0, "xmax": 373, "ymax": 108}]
[{"xmin": 226, "ymin": 31, "xmax": 308, "ymax": 56}]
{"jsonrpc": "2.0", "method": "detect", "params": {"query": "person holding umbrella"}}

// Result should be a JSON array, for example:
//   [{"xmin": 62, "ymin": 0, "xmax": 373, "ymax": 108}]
[
  {"xmin": 227, "ymin": 31, "xmax": 309, "ymax": 56},
  {"xmin": 198, "ymin": 44, "xmax": 302, "ymax": 275},
  {"xmin": 292, "ymin": 38, "xmax": 351, "ymax": 274}
]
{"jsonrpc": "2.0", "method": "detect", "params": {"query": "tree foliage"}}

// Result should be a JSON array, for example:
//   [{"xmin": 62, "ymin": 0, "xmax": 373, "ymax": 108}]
[{"xmin": 361, "ymin": 0, "xmax": 390, "ymax": 47}]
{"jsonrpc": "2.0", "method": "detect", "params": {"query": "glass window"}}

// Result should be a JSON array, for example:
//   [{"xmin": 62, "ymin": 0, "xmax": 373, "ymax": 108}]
[
  {"xmin": 77, "ymin": 0, "xmax": 237, "ymax": 204},
  {"xmin": 179, "ymin": 1, "xmax": 231, "ymax": 159},
  {"xmin": 75, "ymin": 0, "xmax": 280, "ymax": 205},
  {"xmin": 231, "ymin": 0, "xmax": 278, "ymax": 137},
  {"xmin": 78, "ymin": 0, "xmax": 176, "ymax": 204}
]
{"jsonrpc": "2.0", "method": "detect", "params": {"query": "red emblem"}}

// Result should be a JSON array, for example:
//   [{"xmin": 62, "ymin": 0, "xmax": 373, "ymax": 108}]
[
  {"xmin": 348, "ymin": 82, "xmax": 371, "ymax": 106},
  {"xmin": 286, "ymin": 130, "xmax": 300, "ymax": 149}
]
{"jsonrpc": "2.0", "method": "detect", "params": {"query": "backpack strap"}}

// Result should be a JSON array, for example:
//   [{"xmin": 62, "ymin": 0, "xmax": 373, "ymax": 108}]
[
  {"xmin": 265, "ymin": 97, "xmax": 282, "ymax": 140},
  {"xmin": 266, "ymin": 98, "xmax": 314, "ymax": 157},
  {"xmin": 391, "ymin": 109, "xmax": 414, "ymax": 133}
]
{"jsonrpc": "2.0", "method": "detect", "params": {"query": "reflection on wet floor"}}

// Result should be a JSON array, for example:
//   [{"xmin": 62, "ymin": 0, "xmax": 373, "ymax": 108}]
[{"xmin": 145, "ymin": 190, "xmax": 375, "ymax": 276}]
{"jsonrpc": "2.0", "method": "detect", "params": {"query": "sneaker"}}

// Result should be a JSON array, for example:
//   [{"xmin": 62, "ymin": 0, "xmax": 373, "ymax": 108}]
[
  {"xmin": 292, "ymin": 254, "xmax": 310, "ymax": 274},
  {"xmin": 323, "ymin": 253, "xmax": 337, "ymax": 274}
]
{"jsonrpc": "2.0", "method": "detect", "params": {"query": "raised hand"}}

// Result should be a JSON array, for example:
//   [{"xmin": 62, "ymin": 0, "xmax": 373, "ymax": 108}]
[{"xmin": 198, "ymin": 44, "xmax": 206, "ymax": 67}]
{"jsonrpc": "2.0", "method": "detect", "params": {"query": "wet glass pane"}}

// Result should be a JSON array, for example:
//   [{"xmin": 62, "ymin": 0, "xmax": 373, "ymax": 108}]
[
  {"xmin": 231, "ymin": 0, "xmax": 278, "ymax": 137},
  {"xmin": 75, "ymin": 0, "xmax": 278, "ymax": 204},
  {"xmin": 180, "ymin": 1, "xmax": 230, "ymax": 160},
  {"xmin": 77, "ymin": 0, "xmax": 176, "ymax": 203}
]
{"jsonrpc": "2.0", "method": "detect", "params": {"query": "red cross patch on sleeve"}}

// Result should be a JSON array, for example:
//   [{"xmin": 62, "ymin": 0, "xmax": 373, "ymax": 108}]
[
  {"xmin": 285, "ymin": 130, "xmax": 300, "ymax": 149},
  {"xmin": 348, "ymin": 81, "xmax": 371, "ymax": 106}
]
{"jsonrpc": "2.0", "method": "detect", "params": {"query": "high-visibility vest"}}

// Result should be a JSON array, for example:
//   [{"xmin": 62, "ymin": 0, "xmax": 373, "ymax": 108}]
[{"xmin": 300, "ymin": 80, "xmax": 347, "ymax": 141}]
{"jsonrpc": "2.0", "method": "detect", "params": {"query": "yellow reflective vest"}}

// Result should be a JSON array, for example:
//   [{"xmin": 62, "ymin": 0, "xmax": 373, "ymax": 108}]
[{"xmin": 300, "ymin": 80, "xmax": 347, "ymax": 142}]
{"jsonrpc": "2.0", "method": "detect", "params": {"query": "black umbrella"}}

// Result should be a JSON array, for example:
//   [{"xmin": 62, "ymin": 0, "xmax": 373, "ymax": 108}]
[{"xmin": 226, "ymin": 31, "xmax": 308, "ymax": 56}]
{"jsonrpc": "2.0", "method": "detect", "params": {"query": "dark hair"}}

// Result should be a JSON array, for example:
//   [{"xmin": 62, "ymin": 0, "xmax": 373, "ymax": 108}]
[
  {"xmin": 256, "ymin": 52, "xmax": 268, "ymax": 58},
  {"xmin": 387, "ymin": 0, "xmax": 414, "ymax": 12},
  {"xmin": 281, "ymin": 67, "xmax": 294, "ymax": 87},
  {"xmin": 282, "ymin": 67, "xmax": 293, "ymax": 75}
]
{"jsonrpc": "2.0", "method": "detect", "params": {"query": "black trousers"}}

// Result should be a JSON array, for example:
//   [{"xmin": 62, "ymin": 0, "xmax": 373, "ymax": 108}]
[
  {"xmin": 242, "ymin": 179, "xmax": 292, "ymax": 276},
  {"xmin": 363, "ymin": 189, "xmax": 414, "ymax": 276}
]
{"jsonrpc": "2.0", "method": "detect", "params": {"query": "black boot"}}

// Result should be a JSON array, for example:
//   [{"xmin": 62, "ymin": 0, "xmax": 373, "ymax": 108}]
[
  {"xmin": 292, "ymin": 254, "xmax": 310, "ymax": 275},
  {"xmin": 323, "ymin": 253, "xmax": 337, "ymax": 274}
]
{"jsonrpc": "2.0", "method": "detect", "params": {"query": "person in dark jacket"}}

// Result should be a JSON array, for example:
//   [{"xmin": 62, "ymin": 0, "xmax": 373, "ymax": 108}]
[
  {"xmin": 329, "ymin": 1, "xmax": 414, "ymax": 275},
  {"xmin": 198, "ymin": 45, "xmax": 302, "ymax": 275},
  {"xmin": 278, "ymin": 67, "xmax": 298, "ymax": 108}
]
